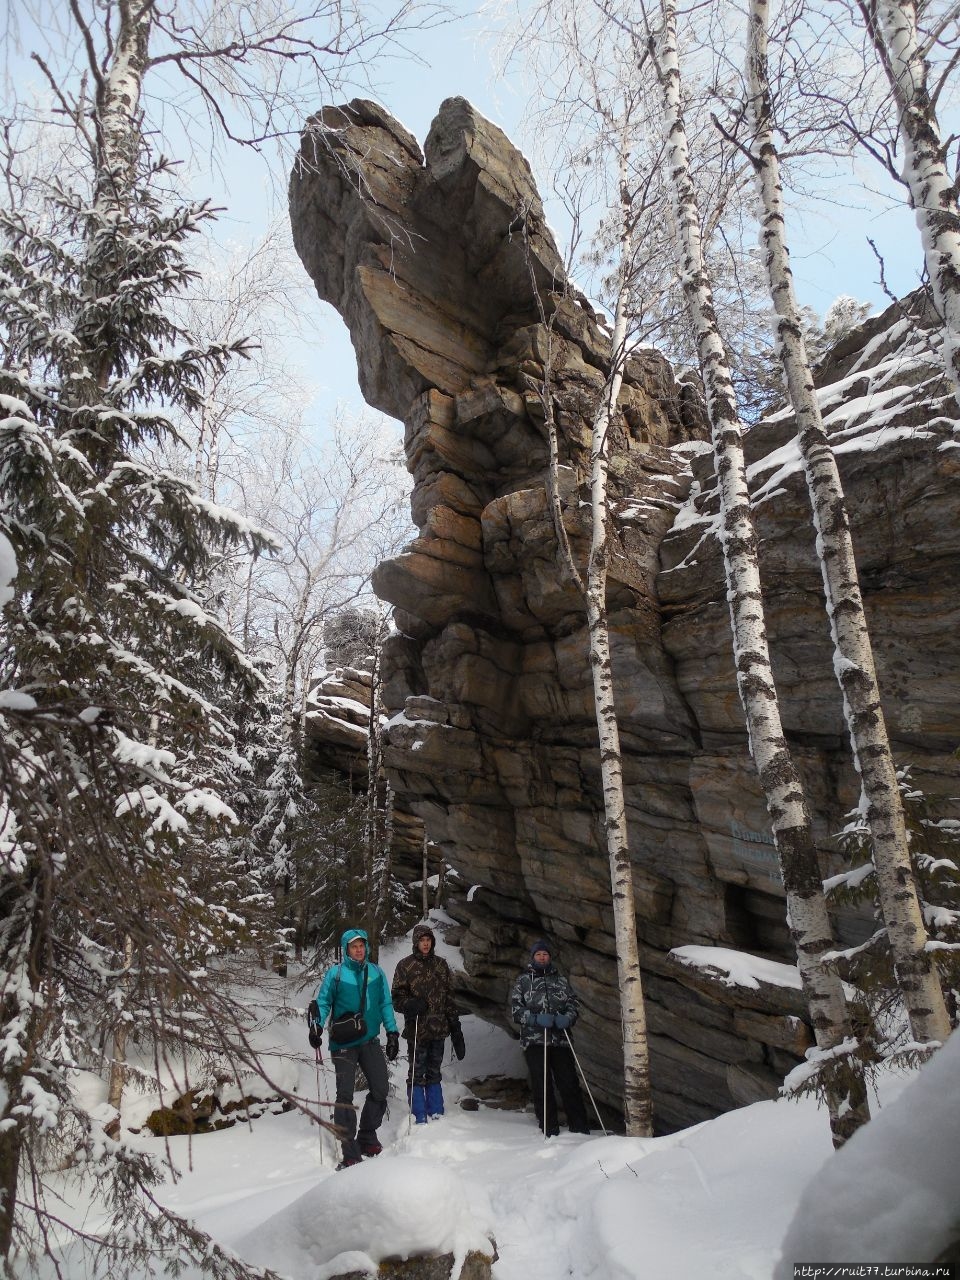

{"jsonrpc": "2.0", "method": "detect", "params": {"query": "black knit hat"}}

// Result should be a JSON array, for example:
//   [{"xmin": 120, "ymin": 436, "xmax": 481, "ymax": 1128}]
[{"xmin": 530, "ymin": 939, "xmax": 552, "ymax": 964}]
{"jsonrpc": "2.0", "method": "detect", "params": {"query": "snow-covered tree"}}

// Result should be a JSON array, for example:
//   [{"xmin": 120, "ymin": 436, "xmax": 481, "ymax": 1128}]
[
  {"xmin": 0, "ymin": 0, "xmax": 428, "ymax": 1270},
  {"xmin": 0, "ymin": 141, "xmax": 281, "ymax": 1274}
]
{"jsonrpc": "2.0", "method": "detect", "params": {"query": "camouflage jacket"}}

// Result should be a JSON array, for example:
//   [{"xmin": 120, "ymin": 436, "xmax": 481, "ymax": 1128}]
[
  {"xmin": 510, "ymin": 963, "xmax": 580, "ymax": 1049},
  {"xmin": 392, "ymin": 941, "xmax": 458, "ymax": 1042}
]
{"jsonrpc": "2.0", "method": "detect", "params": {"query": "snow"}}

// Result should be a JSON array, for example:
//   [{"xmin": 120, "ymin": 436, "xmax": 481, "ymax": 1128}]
[
  {"xmin": 25, "ymin": 924, "xmax": 959, "ymax": 1280},
  {"xmin": 310, "ymin": 693, "xmax": 371, "ymax": 718},
  {"xmin": 670, "ymin": 944, "xmax": 804, "ymax": 991},
  {"xmin": 0, "ymin": 531, "xmax": 16, "ymax": 608},
  {"xmin": 0, "ymin": 689, "xmax": 37, "ymax": 711},
  {"xmin": 775, "ymin": 1028, "xmax": 960, "ymax": 1272},
  {"xmin": 238, "ymin": 1157, "xmax": 494, "ymax": 1280}
]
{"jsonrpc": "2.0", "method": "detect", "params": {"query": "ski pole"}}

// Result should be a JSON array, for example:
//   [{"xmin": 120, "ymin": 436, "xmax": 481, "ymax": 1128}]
[
  {"xmin": 563, "ymin": 1027, "xmax": 608, "ymax": 1136},
  {"xmin": 407, "ymin": 1015, "xmax": 419, "ymax": 1135},
  {"xmin": 321, "ymin": 1044, "xmax": 330, "ymax": 1167},
  {"xmin": 543, "ymin": 1025, "xmax": 549, "ymax": 1140},
  {"xmin": 316, "ymin": 1045, "xmax": 336, "ymax": 1164}
]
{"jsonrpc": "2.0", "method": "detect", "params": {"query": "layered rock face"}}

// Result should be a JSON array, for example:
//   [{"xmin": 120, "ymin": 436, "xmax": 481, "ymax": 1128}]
[{"xmin": 290, "ymin": 98, "xmax": 960, "ymax": 1131}]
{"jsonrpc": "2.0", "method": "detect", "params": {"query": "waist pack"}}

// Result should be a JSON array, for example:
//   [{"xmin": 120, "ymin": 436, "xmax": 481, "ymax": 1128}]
[
  {"xmin": 329, "ymin": 962, "xmax": 370, "ymax": 1046},
  {"xmin": 330, "ymin": 1011, "xmax": 368, "ymax": 1045}
]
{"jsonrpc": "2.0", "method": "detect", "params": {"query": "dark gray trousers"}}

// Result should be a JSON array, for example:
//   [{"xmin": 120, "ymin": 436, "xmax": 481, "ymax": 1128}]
[
  {"xmin": 406, "ymin": 1036, "xmax": 445, "ymax": 1087},
  {"xmin": 332, "ymin": 1038, "xmax": 389, "ymax": 1160}
]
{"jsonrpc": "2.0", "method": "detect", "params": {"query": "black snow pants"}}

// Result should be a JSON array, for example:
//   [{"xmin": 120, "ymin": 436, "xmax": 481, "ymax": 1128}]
[
  {"xmin": 331, "ymin": 1038, "xmax": 389, "ymax": 1161},
  {"xmin": 524, "ymin": 1041, "xmax": 590, "ymax": 1136}
]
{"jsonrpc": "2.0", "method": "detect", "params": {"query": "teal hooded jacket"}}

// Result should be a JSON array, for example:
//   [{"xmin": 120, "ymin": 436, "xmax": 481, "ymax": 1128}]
[{"xmin": 314, "ymin": 927, "xmax": 398, "ymax": 1048}]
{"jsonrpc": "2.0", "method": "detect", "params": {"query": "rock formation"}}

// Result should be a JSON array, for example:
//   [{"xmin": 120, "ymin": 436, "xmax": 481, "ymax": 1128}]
[{"xmin": 290, "ymin": 97, "xmax": 960, "ymax": 1131}]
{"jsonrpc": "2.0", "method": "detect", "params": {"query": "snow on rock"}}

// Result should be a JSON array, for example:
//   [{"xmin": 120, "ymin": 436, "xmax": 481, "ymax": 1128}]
[
  {"xmin": 237, "ymin": 1156, "xmax": 495, "ymax": 1280},
  {"xmin": 670, "ymin": 944, "xmax": 803, "ymax": 991},
  {"xmin": 775, "ymin": 1029, "xmax": 960, "ymax": 1272}
]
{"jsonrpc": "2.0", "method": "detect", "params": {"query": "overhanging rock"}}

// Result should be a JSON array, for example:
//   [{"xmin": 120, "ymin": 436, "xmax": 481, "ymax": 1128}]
[{"xmin": 291, "ymin": 98, "xmax": 960, "ymax": 1131}]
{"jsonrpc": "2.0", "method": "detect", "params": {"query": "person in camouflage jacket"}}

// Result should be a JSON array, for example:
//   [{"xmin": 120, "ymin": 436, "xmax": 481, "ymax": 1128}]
[
  {"xmin": 391, "ymin": 923, "xmax": 465, "ymax": 1122},
  {"xmin": 511, "ymin": 939, "xmax": 590, "ymax": 1137}
]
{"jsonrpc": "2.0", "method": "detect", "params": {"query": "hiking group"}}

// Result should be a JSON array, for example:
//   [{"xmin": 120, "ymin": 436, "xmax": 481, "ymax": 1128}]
[{"xmin": 309, "ymin": 928, "xmax": 591, "ymax": 1169}]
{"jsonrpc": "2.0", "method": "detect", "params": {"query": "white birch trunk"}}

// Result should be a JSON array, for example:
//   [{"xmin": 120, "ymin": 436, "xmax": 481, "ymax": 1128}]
[
  {"xmin": 867, "ymin": 0, "xmax": 960, "ymax": 408},
  {"xmin": 94, "ymin": 1, "xmax": 152, "ymax": 213},
  {"xmin": 584, "ymin": 171, "xmax": 652, "ymax": 1138},
  {"xmin": 655, "ymin": 0, "xmax": 869, "ymax": 1142},
  {"xmin": 747, "ymin": 0, "xmax": 951, "ymax": 1046}
]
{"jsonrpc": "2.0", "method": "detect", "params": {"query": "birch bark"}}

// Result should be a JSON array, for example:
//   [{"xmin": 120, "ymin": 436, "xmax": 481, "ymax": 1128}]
[
  {"xmin": 652, "ymin": 0, "xmax": 869, "ymax": 1142},
  {"xmin": 526, "ymin": 179, "xmax": 653, "ymax": 1133},
  {"xmin": 581, "ymin": 169, "xmax": 653, "ymax": 1138},
  {"xmin": 746, "ymin": 0, "xmax": 951, "ymax": 1047},
  {"xmin": 861, "ymin": 0, "xmax": 960, "ymax": 408}
]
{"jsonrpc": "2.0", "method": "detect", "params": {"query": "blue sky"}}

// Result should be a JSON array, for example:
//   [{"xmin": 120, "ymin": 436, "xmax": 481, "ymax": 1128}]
[
  {"xmin": 4, "ymin": 3, "xmax": 926, "ymax": 433},
  {"xmin": 209, "ymin": 5, "xmax": 922, "ymax": 431}
]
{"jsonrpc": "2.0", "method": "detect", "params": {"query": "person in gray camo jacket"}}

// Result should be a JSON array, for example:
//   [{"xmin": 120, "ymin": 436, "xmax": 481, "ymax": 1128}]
[{"xmin": 511, "ymin": 939, "xmax": 590, "ymax": 1137}]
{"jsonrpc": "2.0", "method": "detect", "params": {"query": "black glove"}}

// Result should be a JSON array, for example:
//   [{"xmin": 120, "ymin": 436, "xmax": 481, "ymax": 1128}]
[
  {"xmin": 307, "ymin": 999, "xmax": 322, "ymax": 1049},
  {"xmin": 385, "ymin": 1031, "xmax": 400, "ymax": 1061},
  {"xmin": 450, "ymin": 1022, "xmax": 466, "ymax": 1061},
  {"xmin": 403, "ymin": 997, "xmax": 428, "ymax": 1019}
]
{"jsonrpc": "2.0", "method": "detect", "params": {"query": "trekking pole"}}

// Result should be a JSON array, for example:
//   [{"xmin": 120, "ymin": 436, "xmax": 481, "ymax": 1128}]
[
  {"xmin": 542, "ymin": 1025, "xmax": 549, "ymax": 1140},
  {"xmin": 407, "ymin": 1015, "xmax": 419, "ymax": 1135},
  {"xmin": 315, "ymin": 1047, "xmax": 325, "ymax": 1166},
  {"xmin": 563, "ymin": 1027, "xmax": 608, "ymax": 1136}
]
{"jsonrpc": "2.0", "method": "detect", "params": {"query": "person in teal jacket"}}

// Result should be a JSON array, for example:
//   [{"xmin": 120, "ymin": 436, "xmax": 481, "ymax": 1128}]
[{"xmin": 309, "ymin": 927, "xmax": 400, "ymax": 1168}]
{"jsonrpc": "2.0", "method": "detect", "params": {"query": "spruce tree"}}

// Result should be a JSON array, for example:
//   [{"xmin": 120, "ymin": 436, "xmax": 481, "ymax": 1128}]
[{"xmin": 0, "ymin": 144, "xmax": 279, "ymax": 1277}]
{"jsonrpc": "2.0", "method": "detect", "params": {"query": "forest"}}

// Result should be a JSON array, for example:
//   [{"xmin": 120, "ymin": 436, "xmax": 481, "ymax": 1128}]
[{"xmin": 1, "ymin": 0, "xmax": 959, "ymax": 1277}]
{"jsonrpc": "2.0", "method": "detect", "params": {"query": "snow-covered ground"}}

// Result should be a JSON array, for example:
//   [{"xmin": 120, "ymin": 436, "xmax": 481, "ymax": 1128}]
[{"xmin": 34, "ymin": 919, "xmax": 960, "ymax": 1278}]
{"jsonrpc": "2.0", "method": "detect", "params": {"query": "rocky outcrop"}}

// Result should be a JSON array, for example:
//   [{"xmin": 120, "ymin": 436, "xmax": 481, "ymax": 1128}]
[
  {"xmin": 291, "ymin": 98, "xmax": 960, "ymax": 1132},
  {"xmin": 305, "ymin": 665, "xmax": 426, "ymax": 876}
]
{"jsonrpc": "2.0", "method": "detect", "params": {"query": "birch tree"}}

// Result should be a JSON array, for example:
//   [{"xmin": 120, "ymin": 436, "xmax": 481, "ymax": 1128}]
[
  {"xmin": 509, "ymin": 6, "xmax": 656, "ymax": 1135},
  {"xmin": 644, "ymin": 0, "xmax": 870, "ymax": 1143},
  {"xmin": 744, "ymin": 0, "xmax": 951, "ymax": 1047},
  {"xmin": 857, "ymin": 0, "xmax": 960, "ymax": 406},
  {"xmin": 584, "ymin": 234, "xmax": 654, "ymax": 1138}
]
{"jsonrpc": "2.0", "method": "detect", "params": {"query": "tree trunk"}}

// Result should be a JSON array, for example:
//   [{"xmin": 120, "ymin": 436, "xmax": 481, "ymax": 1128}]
[
  {"xmin": 862, "ymin": 0, "xmax": 960, "ymax": 408},
  {"xmin": 93, "ymin": 2, "xmax": 152, "ymax": 209},
  {"xmin": 106, "ymin": 933, "xmax": 135, "ymax": 1120},
  {"xmin": 433, "ymin": 857, "xmax": 446, "ymax": 911},
  {"xmin": 747, "ymin": 0, "xmax": 951, "ymax": 1047},
  {"xmin": 583, "ymin": 167, "xmax": 653, "ymax": 1138},
  {"xmin": 0, "ymin": 1064, "xmax": 24, "ymax": 1261},
  {"xmin": 653, "ymin": 0, "xmax": 869, "ymax": 1144},
  {"xmin": 422, "ymin": 832, "xmax": 430, "ymax": 919},
  {"xmin": 0, "ymin": 877, "xmax": 45, "ymax": 1262}
]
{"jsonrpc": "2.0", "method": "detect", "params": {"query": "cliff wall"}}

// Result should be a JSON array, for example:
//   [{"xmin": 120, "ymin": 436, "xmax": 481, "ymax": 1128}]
[{"xmin": 290, "ymin": 97, "xmax": 960, "ymax": 1130}]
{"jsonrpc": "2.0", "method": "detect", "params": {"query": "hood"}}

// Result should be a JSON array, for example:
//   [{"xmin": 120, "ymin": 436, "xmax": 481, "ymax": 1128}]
[
  {"xmin": 412, "ymin": 924, "xmax": 436, "ymax": 954},
  {"xmin": 341, "ymin": 927, "xmax": 369, "ymax": 966}
]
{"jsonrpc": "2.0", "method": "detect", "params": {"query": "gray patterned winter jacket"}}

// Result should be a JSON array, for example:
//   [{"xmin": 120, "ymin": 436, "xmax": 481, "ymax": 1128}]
[{"xmin": 510, "ymin": 963, "xmax": 580, "ymax": 1049}]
